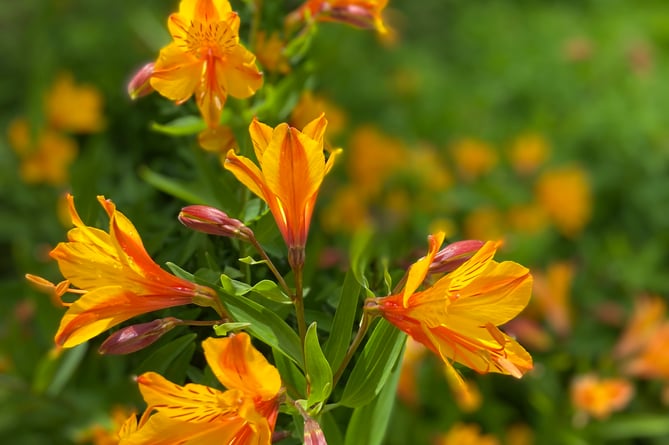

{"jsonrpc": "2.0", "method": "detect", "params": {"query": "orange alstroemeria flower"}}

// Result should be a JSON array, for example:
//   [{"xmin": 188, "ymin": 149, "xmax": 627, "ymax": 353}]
[
  {"xmin": 48, "ymin": 195, "xmax": 220, "ymax": 348},
  {"xmin": 151, "ymin": 0, "xmax": 263, "ymax": 128},
  {"xmin": 121, "ymin": 333, "xmax": 281, "ymax": 445},
  {"xmin": 289, "ymin": 0, "xmax": 389, "ymax": 34},
  {"xmin": 224, "ymin": 114, "xmax": 341, "ymax": 266},
  {"xmin": 369, "ymin": 232, "xmax": 533, "ymax": 384}
]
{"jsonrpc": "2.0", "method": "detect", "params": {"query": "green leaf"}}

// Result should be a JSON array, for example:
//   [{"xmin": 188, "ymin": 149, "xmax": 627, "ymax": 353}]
[
  {"xmin": 220, "ymin": 274, "xmax": 291, "ymax": 304},
  {"xmin": 339, "ymin": 319, "xmax": 405, "ymax": 408},
  {"xmin": 212, "ymin": 322, "xmax": 251, "ymax": 336},
  {"xmin": 588, "ymin": 414, "xmax": 669, "ymax": 439},
  {"xmin": 166, "ymin": 261, "xmax": 195, "ymax": 281},
  {"xmin": 304, "ymin": 323, "xmax": 333, "ymax": 409},
  {"xmin": 140, "ymin": 166, "xmax": 207, "ymax": 204},
  {"xmin": 321, "ymin": 411, "xmax": 345, "ymax": 445},
  {"xmin": 273, "ymin": 348, "xmax": 307, "ymax": 399},
  {"xmin": 238, "ymin": 256, "xmax": 268, "ymax": 265},
  {"xmin": 349, "ymin": 228, "xmax": 374, "ymax": 297},
  {"xmin": 223, "ymin": 293, "xmax": 304, "ymax": 368},
  {"xmin": 343, "ymin": 346, "xmax": 403, "ymax": 445},
  {"xmin": 135, "ymin": 333, "xmax": 197, "ymax": 380},
  {"xmin": 150, "ymin": 115, "xmax": 205, "ymax": 136},
  {"xmin": 324, "ymin": 271, "xmax": 361, "ymax": 371},
  {"xmin": 33, "ymin": 343, "xmax": 88, "ymax": 396}
]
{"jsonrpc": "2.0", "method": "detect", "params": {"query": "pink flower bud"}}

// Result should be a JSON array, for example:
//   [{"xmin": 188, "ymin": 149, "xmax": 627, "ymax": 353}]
[
  {"xmin": 99, "ymin": 317, "xmax": 179, "ymax": 354},
  {"xmin": 304, "ymin": 417, "xmax": 327, "ymax": 445},
  {"xmin": 428, "ymin": 240, "xmax": 485, "ymax": 274},
  {"xmin": 178, "ymin": 205, "xmax": 253, "ymax": 241},
  {"xmin": 127, "ymin": 62, "xmax": 155, "ymax": 100},
  {"xmin": 329, "ymin": 5, "xmax": 376, "ymax": 30}
]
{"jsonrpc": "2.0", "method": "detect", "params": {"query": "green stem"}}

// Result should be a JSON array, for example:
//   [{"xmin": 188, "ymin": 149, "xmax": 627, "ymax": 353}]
[
  {"xmin": 248, "ymin": 236, "xmax": 292, "ymax": 296},
  {"xmin": 293, "ymin": 265, "xmax": 307, "ymax": 349},
  {"xmin": 332, "ymin": 309, "xmax": 375, "ymax": 387}
]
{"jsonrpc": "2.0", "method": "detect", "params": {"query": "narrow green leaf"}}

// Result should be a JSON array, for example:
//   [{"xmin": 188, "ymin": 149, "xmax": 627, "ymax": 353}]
[
  {"xmin": 339, "ymin": 320, "xmax": 406, "ymax": 408},
  {"xmin": 305, "ymin": 323, "xmax": 333, "ymax": 408},
  {"xmin": 238, "ymin": 256, "xmax": 268, "ymax": 265},
  {"xmin": 273, "ymin": 348, "xmax": 307, "ymax": 399},
  {"xmin": 33, "ymin": 343, "xmax": 88, "ymax": 396},
  {"xmin": 588, "ymin": 414, "xmax": 669, "ymax": 439},
  {"xmin": 166, "ymin": 261, "xmax": 195, "ymax": 281},
  {"xmin": 135, "ymin": 333, "xmax": 197, "ymax": 378},
  {"xmin": 344, "ymin": 346, "xmax": 403, "ymax": 445},
  {"xmin": 140, "ymin": 166, "xmax": 207, "ymax": 204},
  {"xmin": 212, "ymin": 322, "xmax": 251, "ymax": 336},
  {"xmin": 150, "ymin": 116, "xmax": 205, "ymax": 135},
  {"xmin": 223, "ymin": 294, "xmax": 304, "ymax": 368},
  {"xmin": 321, "ymin": 411, "xmax": 345, "ymax": 445},
  {"xmin": 349, "ymin": 228, "xmax": 375, "ymax": 298},
  {"xmin": 324, "ymin": 271, "xmax": 361, "ymax": 370}
]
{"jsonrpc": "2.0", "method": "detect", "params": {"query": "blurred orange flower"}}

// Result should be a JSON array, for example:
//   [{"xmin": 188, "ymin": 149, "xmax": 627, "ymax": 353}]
[
  {"xmin": 532, "ymin": 261, "xmax": 574, "ymax": 337},
  {"xmin": 436, "ymin": 422, "xmax": 500, "ymax": 445},
  {"xmin": 450, "ymin": 138, "xmax": 498, "ymax": 180},
  {"xmin": 151, "ymin": 0, "xmax": 262, "ymax": 128},
  {"xmin": 615, "ymin": 294, "xmax": 666, "ymax": 358},
  {"xmin": 506, "ymin": 203, "xmax": 548, "ymax": 235},
  {"xmin": 288, "ymin": 0, "xmax": 389, "ymax": 34},
  {"xmin": 464, "ymin": 207, "xmax": 506, "ymax": 241},
  {"xmin": 370, "ymin": 232, "xmax": 533, "ymax": 389},
  {"xmin": 571, "ymin": 374, "xmax": 634, "ymax": 420},
  {"xmin": 254, "ymin": 31, "xmax": 290, "ymax": 74},
  {"xmin": 46, "ymin": 195, "xmax": 220, "ymax": 348},
  {"xmin": 291, "ymin": 90, "xmax": 347, "ymax": 140},
  {"xmin": 45, "ymin": 72, "xmax": 105, "ymax": 133},
  {"xmin": 625, "ymin": 323, "xmax": 669, "ymax": 380},
  {"xmin": 121, "ymin": 333, "xmax": 281, "ymax": 445},
  {"xmin": 508, "ymin": 133, "xmax": 550, "ymax": 175},
  {"xmin": 76, "ymin": 406, "xmax": 137, "ymax": 445},
  {"xmin": 8, "ymin": 118, "xmax": 77, "ymax": 185},
  {"xmin": 224, "ymin": 115, "xmax": 341, "ymax": 266},
  {"xmin": 535, "ymin": 165, "xmax": 591, "ymax": 237}
]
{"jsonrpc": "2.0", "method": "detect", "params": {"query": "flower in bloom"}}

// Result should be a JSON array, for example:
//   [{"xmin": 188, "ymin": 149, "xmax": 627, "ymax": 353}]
[
  {"xmin": 288, "ymin": 0, "xmax": 389, "ymax": 34},
  {"xmin": 532, "ymin": 261, "xmax": 574, "ymax": 337},
  {"xmin": 614, "ymin": 294, "xmax": 666, "ymax": 358},
  {"xmin": 224, "ymin": 114, "xmax": 341, "ymax": 267},
  {"xmin": 151, "ymin": 0, "xmax": 263, "ymax": 128},
  {"xmin": 535, "ymin": 165, "xmax": 591, "ymax": 237},
  {"xmin": 76, "ymin": 406, "xmax": 138, "ymax": 445},
  {"xmin": 368, "ymin": 232, "xmax": 533, "ymax": 384},
  {"xmin": 571, "ymin": 374, "xmax": 634, "ymax": 421},
  {"xmin": 45, "ymin": 194, "xmax": 220, "ymax": 348},
  {"xmin": 450, "ymin": 137, "xmax": 498, "ymax": 180},
  {"xmin": 290, "ymin": 90, "xmax": 347, "ymax": 140},
  {"xmin": 508, "ymin": 132, "xmax": 550, "ymax": 175},
  {"xmin": 121, "ymin": 333, "xmax": 281, "ymax": 445},
  {"xmin": 624, "ymin": 322, "xmax": 669, "ymax": 380}
]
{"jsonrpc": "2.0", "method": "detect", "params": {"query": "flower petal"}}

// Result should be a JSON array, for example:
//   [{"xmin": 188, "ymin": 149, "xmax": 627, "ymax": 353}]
[
  {"xmin": 402, "ymin": 231, "xmax": 445, "ymax": 306},
  {"xmin": 151, "ymin": 43, "xmax": 202, "ymax": 103},
  {"xmin": 223, "ymin": 149, "xmax": 270, "ymax": 202},
  {"xmin": 203, "ymin": 333, "xmax": 281, "ymax": 400},
  {"xmin": 249, "ymin": 117, "xmax": 274, "ymax": 163}
]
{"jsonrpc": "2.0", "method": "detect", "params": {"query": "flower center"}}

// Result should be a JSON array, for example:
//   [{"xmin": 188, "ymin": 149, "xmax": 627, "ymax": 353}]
[{"xmin": 182, "ymin": 20, "xmax": 236, "ymax": 59}]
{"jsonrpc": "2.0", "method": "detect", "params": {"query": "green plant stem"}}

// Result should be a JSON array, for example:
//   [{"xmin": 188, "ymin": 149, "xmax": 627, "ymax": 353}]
[
  {"xmin": 293, "ymin": 265, "xmax": 307, "ymax": 349},
  {"xmin": 248, "ymin": 236, "xmax": 292, "ymax": 296},
  {"xmin": 332, "ymin": 310, "xmax": 375, "ymax": 387}
]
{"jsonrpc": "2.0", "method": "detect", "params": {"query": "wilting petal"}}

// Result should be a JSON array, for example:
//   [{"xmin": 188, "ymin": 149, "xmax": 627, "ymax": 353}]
[{"xmin": 203, "ymin": 333, "xmax": 281, "ymax": 400}]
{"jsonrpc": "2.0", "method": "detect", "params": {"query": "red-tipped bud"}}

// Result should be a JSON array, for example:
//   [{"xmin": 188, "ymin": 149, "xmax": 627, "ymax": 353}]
[
  {"xmin": 428, "ymin": 240, "xmax": 485, "ymax": 275},
  {"xmin": 99, "ymin": 317, "xmax": 179, "ymax": 354},
  {"xmin": 328, "ymin": 5, "xmax": 377, "ymax": 30},
  {"xmin": 179, "ymin": 205, "xmax": 253, "ymax": 241},
  {"xmin": 304, "ymin": 417, "xmax": 327, "ymax": 445},
  {"xmin": 127, "ymin": 62, "xmax": 155, "ymax": 100}
]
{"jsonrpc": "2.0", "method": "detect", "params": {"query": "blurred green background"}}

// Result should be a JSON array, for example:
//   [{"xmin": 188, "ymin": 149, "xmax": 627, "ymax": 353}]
[{"xmin": 2, "ymin": 0, "xmax": 669, "ymax": 444}]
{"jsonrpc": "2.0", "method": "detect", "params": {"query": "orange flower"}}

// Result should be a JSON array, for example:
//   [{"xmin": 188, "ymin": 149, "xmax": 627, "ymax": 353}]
[
  {"xmin": 121, "ymin": 333, "xmax": 281, "ymax": 445},
  {"xmin": 450, "ymin": 137, "xmax": 498, "ymax": 180},
  {"xmin": 615, "ymin": 294, "xmax": 666, "ymax": 358},
  {"xmin": 290, "ymin": 91, "xmax": 347, "ymax": 139},
  {"xmin": 369, "ymin": 233, "xmax": 533, "ymax": 385},
  {"xmin": 508, "ymin": 133, "xmax": 550, "ymax": 175},
  {"xmin": 46, "ymin": 194, "xmax": 220, "ymax": 348},
  {"xmin": 288, "ymin": 0, "xmax": 389, "ymax": 34},
  {"xmin": 45, "ymin": 72, "xmax": 105, "ymax": 133},
  {"xmin": 254, "ymin": 31, "xmax": 290, "ymax": 74},
  {"xmin": 624, "ymin": 323, "xmax": 669, "ymax": 380},
  {"xmin": 436, "ymin": 422, "xmax": 500, "ymax": 445},
  {"xmin": 151, "ymin": 0, "xmax": 263, "ymax": 128},
  {"xmin": 535, "ymin": 165, "xmax": 591, "ymax": 237},
  {"xmin": 532, "ymin": 261, "xmax": 574, "ymax": 337},
  {"xmin": 8, "ymin": 118, "xmax": 78, "ymax": 186},
  {"xmin": 571, "ymin": 374, "xmax": 634, "ymax": 420},
  {"xmin": 224, "ymin": 115, "xmax": 341, "ymax": 266}
]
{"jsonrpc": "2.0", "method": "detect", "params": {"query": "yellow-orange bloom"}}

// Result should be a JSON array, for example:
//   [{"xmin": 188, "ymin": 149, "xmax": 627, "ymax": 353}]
[
  {"xmin": 289, "ymin": 0, "xmax": 389, "ymax": 34},
  {"xmin": 450, "ymin": 137, "xmax": 498, "ymax": 180},
  {"xmin": 45, "ymin": 72, "xmax": 105, "ymax": 133},
  {"xmin": 48, "ymin": 195, "xmax": 220, "ymax": 348},
  {"xmin": 436, "ymin": 422, "xmax": 500, "ymax": 445},
  {"xmin": 121, "ymin": 333, "xmax": 281, "ymax": 445},
  {"xmin": 151, "ymin": 0, "xmax": 263, "ymax": 128},
  {"xmin": 535, "ymin": 165, "xmax": 591, "ymax": 237},
  {"xmin": 571, "ymin": 374, "xmax": 634, "ymax": 420},
  {"xmin": 224, "ymin": 115, "xmax": 340, "ymax": 266},
  {"xmin": 370, "ymin": 232, "xmax": 533, "ymax": 383}
]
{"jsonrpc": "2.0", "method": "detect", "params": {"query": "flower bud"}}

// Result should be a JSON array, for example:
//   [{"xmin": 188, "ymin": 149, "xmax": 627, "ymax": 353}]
[
  {"xmin": 304, "ymin": 417, "xmax": 327, "ymax": 445},
  {"xmin": 329, "ymin": 4, "xmax": 377, "ymax": 30},
  {"xmin": 127, "ymin": 62, "xmax": 155, "ymax": 100},
  {"xmin": 428, "ymin": 240, "xmax": 485, "ymax": 274},
  {"xmin": 99, "ymin": 318, "xmax": 179, "ymax": 354},
  {"xmin": 179, "ymin": 205, "xmax": 253, "ymax": 241}
]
